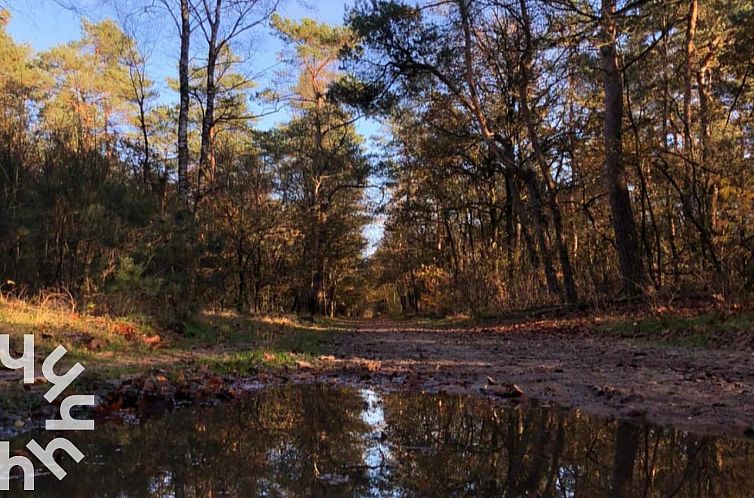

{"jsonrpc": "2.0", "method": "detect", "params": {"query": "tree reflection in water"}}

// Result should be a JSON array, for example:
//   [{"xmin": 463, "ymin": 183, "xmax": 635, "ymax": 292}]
[{"xmin": 8, "ymin": 385, "xmax": 754, "ymax": 497}]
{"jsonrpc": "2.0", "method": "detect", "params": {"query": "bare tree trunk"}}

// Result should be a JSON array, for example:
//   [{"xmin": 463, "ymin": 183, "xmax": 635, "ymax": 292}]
[
  {"xmin": 523, "ymin": 172, "xmax": 562, "ymax": 298},
  {"xmin": 308, "ymin": 93, "xmax": 328, "ymax": 316},
  {"xmin": 138, "ymin": 103, "xmax": 151, "ymax": 185},
  {"xmin": 504, "ymin": 171, "xmax": 516, "ymax": 280},
  {"xmin": 681, "ymin": 0, "xmax": 724, "ymax": 281},
  {"xmin": 600, "ymin": 0, "xmax": 645, "ymax": 294},
  {"xmin": 625, "ymin": 69, "xmax": 661, "ymax": 289},
  {"xmin": 199, "ymin": 0, "xmax": 222, "ymax": 190},
  {"xmin": 683, "ymin": 0, "xmax": 698, "ymax": 157},
  {"xmin": 177, "ymin": 0, "xmax": 191, "ymax": 205},
  {"xmin": 509, "ymin": 174, "xmax": 545, "ymax": 292},
  {"xmin": 123, "ymin": 35, "xmax": 152, "ymax": 187},
  {"xmin": 697, "ymin": 42, "xmax": 724, "ymax": 281},
  {"xmin": 697, "ymin": 36, "xmax": 721, "ymax": 239}
]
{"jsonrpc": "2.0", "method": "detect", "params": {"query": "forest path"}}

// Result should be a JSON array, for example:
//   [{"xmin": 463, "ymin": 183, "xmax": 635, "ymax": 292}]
[{"xmin": 320, "ymin": 317, "xmax": 754, "ymax": 437}]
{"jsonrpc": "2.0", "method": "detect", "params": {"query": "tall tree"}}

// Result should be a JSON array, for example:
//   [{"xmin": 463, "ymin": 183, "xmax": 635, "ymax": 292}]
[
  {"xmin": 348, "ymin": 0, "xmax": 568, "ymax": 301},
  {"xmin": 517, "ymin": 0, "xmax": 578, "ymax": 303},
  {"xmin": 599, "ymin": 0, "xmax": 645, "ymax": 294},
  {"xmin": 178, "ymin": 0, "xmax": 192, "ymax": 204},
  {"xmin": 271, "ymin": 15, "xmax": 370, "ymax": 315},
  {"xmin": 193, "ymin": 0, "xmax": 278, "ymax": 193}
]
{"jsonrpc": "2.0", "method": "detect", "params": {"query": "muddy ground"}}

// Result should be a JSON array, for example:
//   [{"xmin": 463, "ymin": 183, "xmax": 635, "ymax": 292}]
[
  {"xmin": 3, "ymin": 313, "xmax": 754, "ymax": 439},
  {"xmin": 308, "ymin": 317, "xmax": 754, "ymax": 438}
]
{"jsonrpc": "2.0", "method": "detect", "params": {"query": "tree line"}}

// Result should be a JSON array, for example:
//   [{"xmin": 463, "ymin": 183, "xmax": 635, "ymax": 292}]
[
  {"xmin": 352, "ymin": 0, "xmax": 754, "ymax": 314},
  {"xmin": 1, "ymin": 0, "xmax": 753, "ymax": 319},
  {"xmin": 0, "ymin": 3, "xmax": 370, "ymax": 318}
]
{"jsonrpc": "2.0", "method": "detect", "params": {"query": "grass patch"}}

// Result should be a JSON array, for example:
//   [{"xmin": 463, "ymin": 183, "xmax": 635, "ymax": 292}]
[
  {"xmin": 199, "ymin": 350, "xmax": 297, "ymax": 376},
  {"xmin": 0, "ymin": 298, "xmax": 339, "ymax": 395},
  {"xmin": 600, "ymin": 310, "xmax": 754, "ymax": 348},
  {"xmin": 192, "ymin": 317, "xmax": 330, "ymax": 376}
]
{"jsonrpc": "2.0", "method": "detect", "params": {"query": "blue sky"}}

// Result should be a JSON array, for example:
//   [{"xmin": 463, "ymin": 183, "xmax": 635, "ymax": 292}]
[
  {"xmin": 6, "ymin": 0, "xmax": 385, "ymax": 253},
  {"xmin": 6, "ymin": 0, "xmax": 369, "ymax": 129}
]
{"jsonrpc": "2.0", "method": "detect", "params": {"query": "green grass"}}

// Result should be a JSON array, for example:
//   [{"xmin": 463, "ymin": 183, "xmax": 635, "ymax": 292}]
[
  {"xmin": 600, "ymin": 310, "xmax": 754, "ymax": 348},
  {"xmin": 199, "ymin": 350, "xmax": 300, "ymax": 376},
  {"xmin": 0, "ymin": 298, "xmax": 338, "ymax": 388},
  {"xmin": 192, "ymin": 317, "xmax": 330, "ymax": 375}
]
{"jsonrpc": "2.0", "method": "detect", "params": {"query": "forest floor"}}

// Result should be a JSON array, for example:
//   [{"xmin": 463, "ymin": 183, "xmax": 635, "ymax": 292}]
[{"xmin": 2, "ymin": 298, "xmax": 754, "ymax": 438}]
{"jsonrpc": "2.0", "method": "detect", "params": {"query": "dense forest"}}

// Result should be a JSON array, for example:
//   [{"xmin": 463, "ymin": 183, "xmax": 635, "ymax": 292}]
[{"xmin": 1, "ymin": 0, "xmax": 753, "ymax": 320}]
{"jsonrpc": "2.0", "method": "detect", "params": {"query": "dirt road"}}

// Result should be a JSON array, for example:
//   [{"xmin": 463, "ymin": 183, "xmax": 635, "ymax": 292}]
[{"xmin": 319, "ymin": 318, "xmax": 754, "ymax": 437}]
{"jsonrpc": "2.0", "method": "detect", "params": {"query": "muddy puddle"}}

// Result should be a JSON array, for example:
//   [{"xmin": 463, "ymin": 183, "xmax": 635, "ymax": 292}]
[{"xmin": 4, "ymin": 384, "xmax": 754, "ymax": 496}]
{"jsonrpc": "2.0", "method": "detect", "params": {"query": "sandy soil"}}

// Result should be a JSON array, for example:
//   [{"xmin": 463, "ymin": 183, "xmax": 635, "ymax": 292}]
[{"xmin": 312, "ymin": 318, "xmax": 754, "ymax": 438}]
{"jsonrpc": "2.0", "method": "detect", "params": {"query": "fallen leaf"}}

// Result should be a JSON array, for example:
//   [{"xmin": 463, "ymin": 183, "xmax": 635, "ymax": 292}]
[
  {"xmin": 142, "ymin": 335, "xmax": 161, "ymax": 347},
  {"xmin": 113, "ymin": 323, "xmax": 135, "ymax": 338}
]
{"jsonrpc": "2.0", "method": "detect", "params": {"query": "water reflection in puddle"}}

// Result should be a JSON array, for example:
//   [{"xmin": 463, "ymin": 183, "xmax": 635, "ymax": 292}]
[
  {"xmin": 6, "ymin": 384, "xmax": 754, "ymax": 497},
  {"xmin": 360, "ymin": 389, "xmax": 398, "ymax": 497}
]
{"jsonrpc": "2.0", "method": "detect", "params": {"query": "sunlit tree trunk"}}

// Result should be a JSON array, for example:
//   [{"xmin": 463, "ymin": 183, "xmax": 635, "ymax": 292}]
[{"xmin": 600, "ymin": 0, "xmax": 645, "ymax": 294}]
